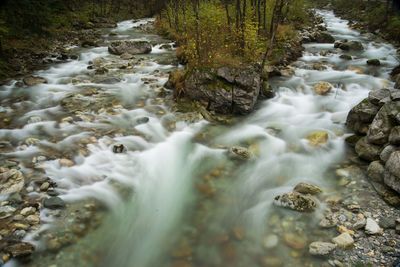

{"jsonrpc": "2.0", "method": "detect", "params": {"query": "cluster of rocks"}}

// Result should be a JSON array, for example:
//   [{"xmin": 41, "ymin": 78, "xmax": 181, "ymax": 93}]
[
  {"xmin": 346, "ymin": 66, "xmax": 400, "ymax": 206},
  {"xmin": 0, "ymin": 163, "xmax": 68, "ymax": 263}
]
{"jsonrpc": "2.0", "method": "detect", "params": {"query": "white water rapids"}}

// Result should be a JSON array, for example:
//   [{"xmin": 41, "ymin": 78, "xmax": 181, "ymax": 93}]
[{"xmin": 1, "ymin": 10, "xmax": 398, "ymax": 267}]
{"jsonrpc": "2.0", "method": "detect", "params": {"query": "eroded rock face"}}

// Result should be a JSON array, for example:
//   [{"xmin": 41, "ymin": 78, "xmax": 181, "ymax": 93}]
[
  {"xmin": 184, "ymin": 66, "xmax": 261, "ymax": 114},
  {"xmin": 108, "ymin": 40, "xmax": 152, "ymax": 55}
]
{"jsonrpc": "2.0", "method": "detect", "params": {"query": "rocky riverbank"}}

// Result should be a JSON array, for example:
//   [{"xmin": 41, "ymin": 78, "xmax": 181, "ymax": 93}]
[{"xmin": 0, "ymin": 17, "xmax": 121, "ymax": 85}]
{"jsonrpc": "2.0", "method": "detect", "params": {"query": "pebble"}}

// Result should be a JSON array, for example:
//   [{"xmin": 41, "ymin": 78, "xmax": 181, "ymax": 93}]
[
  {"xmin": 309, "ymin": 241, "xmax": 336, "ymax": 256},
  {"xmin": 263, "ymin": 234, "xmax": 279, "ymax": 249},
  {"xmin": 365, "ymin": 218, "xmax": 382, "ymax": 235},
  {"xmin": 26, "ymin": 215, "xmax": 40, "ymax": 225},
  {"xmin": 40, "ymin": 182, "xmax": 50, "ymax": 191},
  {"xmin": 332, "ymin": 233, "xmax": 354, "ymax": 249},
  {"xmin": 20, "ymin": 207, "xmax": 36, "ymax": 216}
]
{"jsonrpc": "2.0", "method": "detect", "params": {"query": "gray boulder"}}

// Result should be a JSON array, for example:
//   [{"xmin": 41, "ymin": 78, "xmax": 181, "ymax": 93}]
[
  {"xmin": 367, "ymin": 102, "xmax": 398, "ymax": 145},
  {"xmin": 368, "ymin": 89, "xmax": 391, "ymax": 107},
  {"xmin": 384, "ymin": 151, "xmax": 400, "ymax": 194},
  {"xmin": 380, "ymin": 145, "xmax": 398, "ymax": 162},
  {"xmin": 355, "ymin": 137, "xmax": 382, "ymax": 162},
  {"xmin": 346, "ymin": 99, "xmax": 379, "ymax": 135},
  {"xmin": 334, "ymin": 40, "xmax": 364, "ymax": 51},
  {"xmin": 108, "ymin": 40, "xmax": 152, "ymax": 55},
  {"xmin": 184, "ymin": 66, "xmax": 261, "ymax": 114},
  {"xmin": 312, "ymin": 31, "xmax": 335, "ymax": 43},
  {"xmin": 367, "ymin": 161, "xmax": 384, "ymax": 183},
  {"xmin": 389, "ymin": 126, "xmax": 400, "ymax": 145}
]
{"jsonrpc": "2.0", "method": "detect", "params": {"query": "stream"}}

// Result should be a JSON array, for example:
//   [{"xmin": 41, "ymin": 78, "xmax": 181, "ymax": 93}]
[{"xmin": 1, "ymin": 9, "xmax": 399, "ymax": 267}]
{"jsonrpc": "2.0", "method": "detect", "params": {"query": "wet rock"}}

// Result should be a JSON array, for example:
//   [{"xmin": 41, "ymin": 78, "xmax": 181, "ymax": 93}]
[
  {"xmin": 261, "ymin": 81, "xmax": 275, "ymax": 99},
  {"xmin": 5, "ymin": 242, "xmax": 35, "ymax": 258},
  {"xmin": 0, "ymin": 168, "xmax": 25, "ymax": 195},
  {"xmin": 367, "ymin": 102, "xmax": 397, "ymax": 145},
  {"xmin": 228, "ymin": 146, "xmax": 253, "ymax": 161},
  {"xmin": 313, "ymin": 81, "xmax": 333, "ymax": 95},
  {"xmin": 43, "ymin": 197, "xmax": 65, "ymax": 209},
  {"xmin": 332, "ymin": 233, "xmax": 354, "ymax": 249},
  {"xmin": 59, "ymin": 158, "xmax": 74, "ymax": 167},
  {"xmin": 108, "ymin": 40, "xmax": 152, "ymax": 55},
  {"xmin": 365, "ymin": 218, "xmax": 382, "ymax": 235},
  {"xmin": 95, "ymin": 67, "xmax": 108, "ymax": 75},
  {"xmin": 306, "ymin": 131, "xmax": 329, "ymax": 146},
  {"xmin": 389, "ymin": 126, "xmax": 400, "ymax": 145},
  {"xmin": 367, "ymin": 59, "xmax": 381, "ymax": 66},
  {"xmin": 384, "ymin": 151, "xmax": 400, "ymax": 193},
  {"xmin": 366, "ymin": 161, "xmax": 384, "ymax": 182},
  {"xmin": 368, "ymin": 89, "xmax": 391, "ymax": 107},
  {"xmin": 23, "ymin": 75, "xmax": 47, "ymax": 86},
  {"xmin": 273, "ymin": 192, "xmax": 317, "ymax": 212},
  {"xmin": 160, "ymin": 44, "xmax": 172, "ymax": 50},
  {"xmin": 334, "ymin": 40, "xmax": 364, "ymax": 51},
  {"xmin": 283, "ymin": 233, "xmax": 307, "ymax": 250},
  {"xmin": 99, "ymin": 77, "xmax": 121, "ymax": 84},
  {"xmin": 355, "ymin": 137, "xmax": 382, "ymax": 162},
  {"xmin": 312, "ymin": 31, "xmax": 335, "ymax": 43},
  {"xmin": 113, "ymin": 143, "xmax": 126, "ymax": 153},
  {"xmin": 40, "ymin": 182, "xmax": 50, "ymax": 191},
  {"xmin": 263, "ymin": 234, "xmax": 279, "ymax": 249},
  {"xmin": 309, "ymin": 241, "xmax": 336, "ymax": 256},
  {"xmin": 136, "ymin": 117, "xmax": 150, "ymax": 124},
  {"xmin": 293, "ymin": 182, "xmax": 322, "ymax": 195},
  {"xmin": 346, "ymin": 99, "xmax": 379, "ymax": 135},
  {"xmin": 340, "ymin": 54, "xmax": 352, "ymax": 60},
  {"xmin": 184, "ymin": 66, "xmax": 261, "ymax": 114}
]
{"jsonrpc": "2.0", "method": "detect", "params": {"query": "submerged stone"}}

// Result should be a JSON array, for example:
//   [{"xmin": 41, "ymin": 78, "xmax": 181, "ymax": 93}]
[{"xmin": 293, "ymin": 182, "xmax": 322, "ymax": 195}]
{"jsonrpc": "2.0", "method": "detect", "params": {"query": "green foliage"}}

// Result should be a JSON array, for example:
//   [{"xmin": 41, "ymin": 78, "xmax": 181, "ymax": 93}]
[{"xmin": 157, "ymin": 0, "xmax": 307, "ymax": 68}]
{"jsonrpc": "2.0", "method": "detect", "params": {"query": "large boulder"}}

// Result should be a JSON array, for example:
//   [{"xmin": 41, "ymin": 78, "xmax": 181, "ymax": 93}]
[
  {"xmin": 368, "ymin": 89, "xmax": 391, "ymax": 107},
  {"xmin": 312, "ymin": 31, "xmax": 335, "ymax": 43},
  {"xmin": 367, "ymin": 102, "xmax": 399, "ymax": 145},
  {"xmin": 334, "ymin": 40, "xmax": 364, "ymax": 51},
  {"xmin": 108, "ymin": 40, "xmax": 152, "ymax": 55},
  {"xmin": 355, "ymin": 137, "xmax": 382, "ymax": 162},
  {"xmin": 384, "ymin": 151, "xmax": 400, "ymax": 194},
  {"xmin": 346, "ymin": 99, "xmax": 379, "ymax": 135},
  {"xmin": 183, "ymin": 66, "xmax": 261, "ymax": 114}
]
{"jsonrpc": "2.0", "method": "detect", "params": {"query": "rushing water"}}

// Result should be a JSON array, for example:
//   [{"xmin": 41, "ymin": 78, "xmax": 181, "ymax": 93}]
[{"xmin": 1, "ymin": 10, "xmax": 398, "ymax": 267}]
